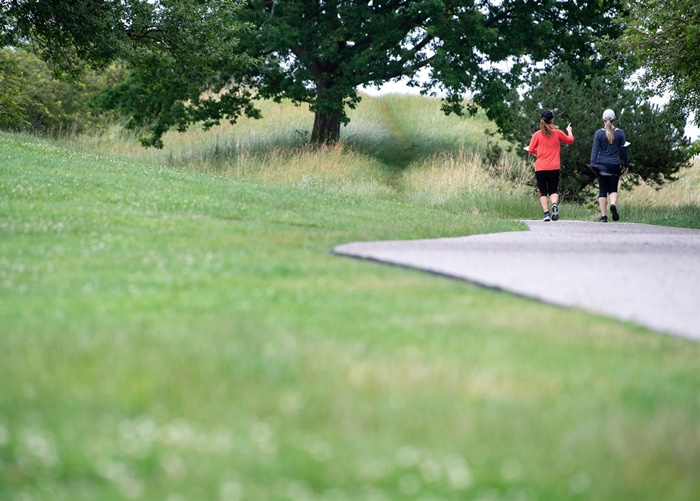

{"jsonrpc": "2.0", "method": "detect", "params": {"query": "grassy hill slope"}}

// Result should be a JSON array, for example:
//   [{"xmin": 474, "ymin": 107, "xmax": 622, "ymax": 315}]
[{"xmin": 2, "ymin": 95, "xmax": 700, "ymax": 500}]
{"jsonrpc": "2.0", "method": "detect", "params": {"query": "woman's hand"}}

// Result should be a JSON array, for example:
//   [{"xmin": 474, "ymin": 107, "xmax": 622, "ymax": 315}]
[{"xmin": 566, "ymin": 123, "xmax": 573, "ymax": 135}]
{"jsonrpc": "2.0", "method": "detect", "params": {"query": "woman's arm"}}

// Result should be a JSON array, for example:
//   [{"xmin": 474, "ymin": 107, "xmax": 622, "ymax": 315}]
[
  {"xmin": 590, "ymin": 131, "xmax": 600, "ymax": 164},
  {"xmin": 558, "ymin": 127, "xmax": 574, "ymax": 144},
  {"xmin": 528, "ymin": 132, "xmax": 538, "ymax": 155},
  {"xmin": 619, "ymin": 130, "xmax": 629, "ymax": 168}
]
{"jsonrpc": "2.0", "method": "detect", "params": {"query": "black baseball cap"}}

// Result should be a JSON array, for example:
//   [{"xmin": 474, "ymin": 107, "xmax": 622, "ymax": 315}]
[{"xmin": 541, "ymin": 110, "xmax": 554, "ymax": 123}]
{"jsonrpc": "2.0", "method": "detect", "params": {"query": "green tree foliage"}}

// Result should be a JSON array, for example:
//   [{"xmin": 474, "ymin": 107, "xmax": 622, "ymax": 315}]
[
  {"xmin": 237, "ymin": 0, "xmax": 625, "ymax": 144},
  {"xmin": 619, "ymin": 0, "xmax": 700, "ymax": 129},
  {"xmin": 96, "ymin": 0, "xmax": 260, "ymax": 147},
  {"xmin": 3, "ymin": 0, "xmax": 258, "ymax": 148},
  {"xmin": 0, "ymin": 46, "xmax": 119, "ymax": 135},
  {"xmin": 5, "ymin": 0, "xmax": 625, "ymax": 147},
  {"xmin": 4, "ymin": 0, "xmax": 130, "ymax": 77},
  {"xmin": 501, "ymin": 65, "xmax": 692, "ymax": 201},
  {"xmin": 0, "ymin": 47, "xmax": 30, "ymax": 130}
]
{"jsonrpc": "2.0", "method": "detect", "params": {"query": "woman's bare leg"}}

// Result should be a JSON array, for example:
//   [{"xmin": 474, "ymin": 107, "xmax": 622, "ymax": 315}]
[{"xmin": 599, "ymin": 196, "xmax": 607, "ymax": 217}]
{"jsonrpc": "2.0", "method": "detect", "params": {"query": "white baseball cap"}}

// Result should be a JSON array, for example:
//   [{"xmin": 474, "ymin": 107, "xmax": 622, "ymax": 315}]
[{"xmin": 602, "ymin": 109, "xmax": 616, "ymax": 121}]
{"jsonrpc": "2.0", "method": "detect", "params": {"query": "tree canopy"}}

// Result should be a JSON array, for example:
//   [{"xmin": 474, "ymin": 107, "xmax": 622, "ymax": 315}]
[
  {"xmin": 2, "ymin": 0, "xmax": 260, "ymax": 147},
  {"xmin": 618, "ymin": 0, "xmax": 700, "ymax": 130},
  {"xmin": 236, "ymin": 0, "xmax": 625, "ymax": 143},
  {"xmin": 4, "ymin": 0, "xmax": 626, "ymax": 146},
  {"xmin": 3, "ymin": 0, "xmax": 128, "ymax": 76}
]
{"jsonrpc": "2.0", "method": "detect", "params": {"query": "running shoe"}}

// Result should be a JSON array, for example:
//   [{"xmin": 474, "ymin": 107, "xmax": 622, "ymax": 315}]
[
  {"xmin": 543, "ymin": 212, "xmax": 551, "ymax": 222},
  {"xmin": 551, "ymin": 204, "xmax": 559, "ymax": 221},
  {"xmin": 610, "ymin": 204, "xmax": 619, "ymax": 221},
  {"xmin": 599, "ymin": 215, "xmax": 608, "ymax": 223}
]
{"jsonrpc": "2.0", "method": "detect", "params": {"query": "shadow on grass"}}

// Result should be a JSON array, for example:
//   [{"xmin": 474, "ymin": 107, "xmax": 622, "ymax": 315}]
[
  {"xmin": 343, "ymin": 97, "xmax": 481, "ymax": 172},
  {"xmin": 161, "ymin": 95, "xmax": 486, "ymax": 181}
]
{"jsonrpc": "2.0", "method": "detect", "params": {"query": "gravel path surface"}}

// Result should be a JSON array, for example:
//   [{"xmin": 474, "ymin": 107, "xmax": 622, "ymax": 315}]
[{"xmin": 333, "ymin": 221, "xmax": 700, "ymax": 340}]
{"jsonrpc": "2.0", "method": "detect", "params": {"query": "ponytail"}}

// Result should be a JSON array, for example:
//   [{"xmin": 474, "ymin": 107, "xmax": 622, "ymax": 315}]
[
  {"xmin": 604, "ymin": 119, "xmax": 615, "ymax": 144},
  {"xmin": 540, "ymin": 119, "xmax": 557, "ymax": 138}
]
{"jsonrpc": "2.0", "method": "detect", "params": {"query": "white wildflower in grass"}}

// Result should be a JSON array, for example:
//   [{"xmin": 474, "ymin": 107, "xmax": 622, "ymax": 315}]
[
  {"xmin": 159, "ymin": 454, "xmax": 187, "ymax": 479},
  {"xmin": 395, "ymin": 445, "xmax": 421, "ymax": 468},
  {"xmin": 162, "ymin": 420, "xmax": 197, "ymax": 448},
  {"xmin": 249, "ymin": 420, "xmax": 277, "ymax": 455},
  {"xmin": 302, "ymin": 434, "xmax": 333, "ymax": 462},
  {"xmin": 419, "ymin": 458, "xmax": 443, "ymax": 484},
  {"xmin": 443, "ymin": 453, "xmax": 473, "ymax": 491},
  {"xmin": 94, "ymin": 459, "xmax": 144, "ymax": 499},
  {"xmin": 19, "ymin": 427, "xmax": 58, "ymax": 468},
  {"xmin": 118, "ymin": 416, "xmax": 157, "ymax": 457}
]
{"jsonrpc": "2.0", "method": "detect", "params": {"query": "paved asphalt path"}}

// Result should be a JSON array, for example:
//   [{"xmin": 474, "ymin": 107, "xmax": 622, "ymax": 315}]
[{"xmin": 333, "ymin": 221, "xmax": 700, "ymax": 340}]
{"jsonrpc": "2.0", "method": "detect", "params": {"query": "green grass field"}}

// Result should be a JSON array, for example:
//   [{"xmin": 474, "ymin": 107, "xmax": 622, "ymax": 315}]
[{"xmin": 2, "ymin": 94, "xmax": 700, "ymax": 500}]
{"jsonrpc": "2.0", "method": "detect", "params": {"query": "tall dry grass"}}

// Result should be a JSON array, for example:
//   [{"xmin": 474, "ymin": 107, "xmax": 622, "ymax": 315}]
[
  {"xmin": 400, "ymin": 148, "xmax": 535, "ymax": 217},
  {"xmin": 76, "ymin": 94, "xmax": 532, "ymax": 210},
  {"xmin": 227, "ymin": 143, "xmax": 394, "ymax": 198},
  {"xmin": 77, "ymin": 98, "xmax": 313, "ymax": 166},
  {"xmin": 625, "ymin": 157, "xmax": 700, "ymax": 207}
]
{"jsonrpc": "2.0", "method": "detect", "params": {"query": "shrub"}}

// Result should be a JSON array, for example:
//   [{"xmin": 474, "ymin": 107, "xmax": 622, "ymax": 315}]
[{"xmin": 0, "ymin": 46, "xmax": 120, "ymax": 135}]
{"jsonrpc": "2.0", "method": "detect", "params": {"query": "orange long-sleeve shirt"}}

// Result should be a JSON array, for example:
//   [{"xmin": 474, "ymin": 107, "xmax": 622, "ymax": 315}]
[{"xmin": 528, "ymin": 129, "xmax": 574, "ymax": 171}]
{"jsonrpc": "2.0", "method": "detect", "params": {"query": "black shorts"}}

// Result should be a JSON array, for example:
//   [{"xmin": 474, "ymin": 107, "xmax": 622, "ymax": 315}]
[
  {"xmin": 598, "ymin": 175, "xmax": 620, "ymax": 197},
  {"xmin": 535, "ymin": 170, "xmax": 559, "ymax": 197},
  {"xmin": 597, "ymin": 162, "xmax": 620, "ymax": 197}
]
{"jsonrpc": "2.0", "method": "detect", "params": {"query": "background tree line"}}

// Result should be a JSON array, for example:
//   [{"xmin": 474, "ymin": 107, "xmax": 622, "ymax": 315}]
[
  {"xmin": 0, "ymin": 46, "xmax": 122, "ymax": 135},
  {"xmin": 1, "ymin": 0, "xmax": 698, "ymax": 198}
]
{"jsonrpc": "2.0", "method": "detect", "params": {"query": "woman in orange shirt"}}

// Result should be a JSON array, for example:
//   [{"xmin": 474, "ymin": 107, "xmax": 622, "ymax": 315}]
[{"xmin": 528, "ymin": 110, "xmax": 574, "ymax": 221}]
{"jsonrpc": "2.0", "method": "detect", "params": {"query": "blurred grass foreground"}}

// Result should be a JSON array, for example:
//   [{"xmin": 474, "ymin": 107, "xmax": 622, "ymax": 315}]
[{"xmin": 2, "ymin": 94, "xmax": 700, "ymax": 500}]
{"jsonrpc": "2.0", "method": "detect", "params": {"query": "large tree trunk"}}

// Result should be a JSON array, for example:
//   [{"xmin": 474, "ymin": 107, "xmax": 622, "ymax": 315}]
[
  {"xmin": 311, "ymin": 109, "xmax": 342, "ymax": 144},
  {"xmin": 310, "ymin": 82, "xmax": 343, "ymax": 144}
]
